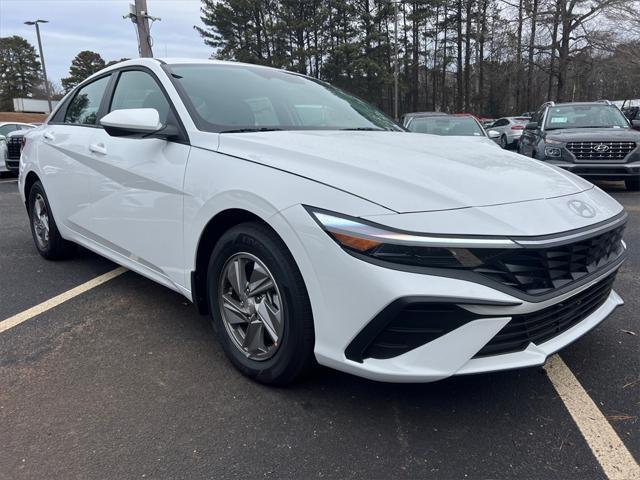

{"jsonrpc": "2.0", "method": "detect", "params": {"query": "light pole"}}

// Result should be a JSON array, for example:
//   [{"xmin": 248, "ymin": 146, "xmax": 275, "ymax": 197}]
[{"xmin": 24, "ymin": 19, "xmax": 52, "ymax": 113}]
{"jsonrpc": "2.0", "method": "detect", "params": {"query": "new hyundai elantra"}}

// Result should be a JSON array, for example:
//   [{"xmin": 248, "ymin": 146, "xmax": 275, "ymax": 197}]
[{"xmin": 19, "ymin": 59, "xmax": 626, "ymax": 384}]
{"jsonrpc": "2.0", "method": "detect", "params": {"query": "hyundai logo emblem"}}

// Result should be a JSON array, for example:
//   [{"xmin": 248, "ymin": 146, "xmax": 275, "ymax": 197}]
[
  {"xmin": 593, "ymin": 144, "xmax": 610, "ymax": 153},
  {"xmin": 567, "ymin": 200, "xmax": 596, "ymax": 218}
]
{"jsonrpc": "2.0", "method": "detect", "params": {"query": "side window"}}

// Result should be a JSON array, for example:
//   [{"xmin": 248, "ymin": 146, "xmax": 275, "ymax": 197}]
[
  {"xmin": 531, "ymin": 108, "xmax": 544, "ymax": 125},
  {"xmin": 64, "ymin": 75, "xmax": 111, "ymax": 125},
  {"xmin": 110, "ymin": 70, "xmax": 171, "ymax": 124}
]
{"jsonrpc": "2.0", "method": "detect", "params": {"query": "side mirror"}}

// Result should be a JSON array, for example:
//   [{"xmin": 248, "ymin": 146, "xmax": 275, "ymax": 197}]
[
  {"xmin": 632, "ymin": 120, "xmax": 640, "ymax": 131},
  {"xmin": 525, "ymin": 121, "xmax": 539, "ymax": 130},
  {"xmin": 487, "ymin": 129, "xmax": 500, "ymax": 139},
  {"xmin": 0, "ymin": 135, "xmax": 6, "ymax": 142},
  {"xmin": 100, "ymin": 108, "xmax": 163, "ymax": 138}
]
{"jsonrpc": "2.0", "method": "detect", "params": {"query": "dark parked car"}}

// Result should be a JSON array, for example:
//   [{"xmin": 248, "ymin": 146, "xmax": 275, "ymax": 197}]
[{"xmin": 519, "ymin": 101, "xmax": 640, "ymax": 191}]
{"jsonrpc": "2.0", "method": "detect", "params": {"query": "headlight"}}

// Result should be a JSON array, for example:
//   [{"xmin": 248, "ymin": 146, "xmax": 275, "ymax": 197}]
[
  {"xmin": 307, "ymin": 208, "xmax": 517, "ymax": 269},
  {"xmin": 545, "ymin": 146, "xmax": 562, "ymax": 157}
]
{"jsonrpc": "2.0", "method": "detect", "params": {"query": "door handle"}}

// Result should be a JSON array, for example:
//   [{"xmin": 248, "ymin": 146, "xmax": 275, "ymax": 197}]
[
  {"xmin": 89, "ymin": 143, "xmax": 107, "ymax": 155},
  {"xmin": 43, "ymin": 132, "xmax": 55, "ymax": 141}
]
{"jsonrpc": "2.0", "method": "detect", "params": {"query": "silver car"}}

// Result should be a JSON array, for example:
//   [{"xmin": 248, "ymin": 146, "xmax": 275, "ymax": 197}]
[{"xmin": 489, "ymin": 117, "xmax": 530, "ymax": 149}]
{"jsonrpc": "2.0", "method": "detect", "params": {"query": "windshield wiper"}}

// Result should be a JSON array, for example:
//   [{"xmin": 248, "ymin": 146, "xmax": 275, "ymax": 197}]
[
  {"xmin": 579, "ymin": 125, "xmax": 621, "ymax": 129},
  {"xmin": 339, "ymin": 127, "xmax": 386, "ymax": 131},
  {"xmin": 220, "ymin": 127, "xmax": 284, "ymax": 133}
]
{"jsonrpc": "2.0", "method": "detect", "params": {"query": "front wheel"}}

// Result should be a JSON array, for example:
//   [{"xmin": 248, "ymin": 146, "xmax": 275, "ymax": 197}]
[
  {"xmin": 206, "ymin": 222, "xmax": 315, "ymax": 385},
  {"xmin": 500, "ymin": 135, "xmax": 508, "ymax": 149},
  {"xmin": 28, "ymin": 181, "xmax": 76, "ymax": 260},
  {"xmin": 625, "ymin": 177, "xmax": 640, "ymax": 191}
]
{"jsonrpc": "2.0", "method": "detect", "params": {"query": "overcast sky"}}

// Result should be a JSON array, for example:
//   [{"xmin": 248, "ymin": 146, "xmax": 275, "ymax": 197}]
[{"xmin": 0, "ymin": 0, "xmax": 212, "ymax": 86}]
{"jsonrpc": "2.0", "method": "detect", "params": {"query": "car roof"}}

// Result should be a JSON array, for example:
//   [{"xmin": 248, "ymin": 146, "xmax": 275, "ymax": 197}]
[
  {"xmin": 404, "ymin": 112, "xmax": 447, "ymax": 119},
  {"xmin": 550, "ymin": 102, "xmax": 615, "ymax": 107}
]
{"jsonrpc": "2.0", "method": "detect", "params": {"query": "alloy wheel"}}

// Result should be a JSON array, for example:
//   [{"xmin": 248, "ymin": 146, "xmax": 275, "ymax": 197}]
[
  {"xmin": 218, "ymin": 252, "xmax": 284, "ymax": 361},
  {"xmin": 33, "ymin": 193, "xmax": 50, "ymax": 249}
]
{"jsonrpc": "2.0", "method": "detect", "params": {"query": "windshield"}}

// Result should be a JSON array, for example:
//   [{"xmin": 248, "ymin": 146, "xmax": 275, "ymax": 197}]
[
  {"xmin": 168, "ymin": 64, "xmax": 400, "ymax": 133},
  {"xmin": 545, "ymin": 105, "xmax": 630, "ymax": 130},
  {"xmin": 407, "ymin": 116, "xmax": 485, "ymax": 136}
]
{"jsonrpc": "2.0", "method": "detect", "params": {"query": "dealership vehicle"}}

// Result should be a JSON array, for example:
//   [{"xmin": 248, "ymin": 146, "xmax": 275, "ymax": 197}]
[
  {"xmin": 5, "ymin": 128, "xmax": 36, "ymax": 172},
  {"xmin": 489, "ymin": 116, "xmax": 530, "ymax": 149},
  {"xmin": 19, "ymin": 59, "xmax": 627, "ymax": 385},
  {"xmin": 0, "ymin": 122, "xmax": 34, "ymax": 174},
  {"xmin": 519, "ymin": 101, "xmax": 640, "ymax": 191},
  {"xmin": 406, "ymin": 113, "xmax": 500, "ymax": 145}
]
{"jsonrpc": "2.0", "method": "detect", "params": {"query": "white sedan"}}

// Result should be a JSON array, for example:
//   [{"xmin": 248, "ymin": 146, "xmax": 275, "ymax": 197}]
[{"xmin": 19, "ymin": 59, "xmax": 626, "ymax": 385}]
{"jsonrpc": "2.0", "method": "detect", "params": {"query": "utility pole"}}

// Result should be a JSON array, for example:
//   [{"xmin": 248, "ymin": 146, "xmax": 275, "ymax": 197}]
[
  {"xmin": 24, "ymin": 20, "xmax": 52, "ymax": 113},
  {"xmin": 124, "ymin": 0, "xmax": 160, "ymax": 58}
]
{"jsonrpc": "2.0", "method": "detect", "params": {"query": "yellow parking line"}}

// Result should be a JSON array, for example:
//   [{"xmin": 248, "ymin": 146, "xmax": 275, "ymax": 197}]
[
  {"xmin": 0, "ymin": 267, "xmax": 127, "ymax": 334},
  {"xmin": 545, "ymin": 355, "xmax": 640, "ymax": 480}
]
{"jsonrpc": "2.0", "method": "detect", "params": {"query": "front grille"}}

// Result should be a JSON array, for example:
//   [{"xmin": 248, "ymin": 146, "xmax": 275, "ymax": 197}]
[
  {"xmin": 6, "ymin": 136, "xmax": 23, "ymax": 160},
  {"xmin": 571, "ymin": 167, "xmax": 639, "ymax": 176},
  {"xmin": 475, "ymin": 272, "xmax": 617, "ymax": 357},
  {"xmin": 469, "ymin": 224, "xmax": 625, "ymax": 295},
  {"xmin": 566, "ymin": 141, "xmax": 636, "ymax": 161}
]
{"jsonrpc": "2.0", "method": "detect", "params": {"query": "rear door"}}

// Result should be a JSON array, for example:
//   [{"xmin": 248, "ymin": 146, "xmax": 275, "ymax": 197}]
[
  {"xmin": 86, "ymin": 68, "xmax": 191, "ymax": 289},
  {"xmin": 38, "ymin": 74, "xmax": 112, "ymax": 235}
]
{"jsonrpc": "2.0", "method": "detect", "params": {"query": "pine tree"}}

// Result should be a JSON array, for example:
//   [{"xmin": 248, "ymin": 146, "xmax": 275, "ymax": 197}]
[
  {"xmin": 0, "ymin": 36, "xmax": 42, "ymax": 111},
  {"xmin": 61, "ymin": 51, "xmax": 106, "ymax": 92}
]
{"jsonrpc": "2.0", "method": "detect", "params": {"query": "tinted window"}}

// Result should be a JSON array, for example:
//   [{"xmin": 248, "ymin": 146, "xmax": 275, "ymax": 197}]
[
  {"xmin": 64, "ymin": 75, "xmax": 111, "ymax": 125},
  {"xmin": 110, "ymin": 70, "xmax": 171, "ymax": 124},
  {"xmin": 545, "ymin": 105, "xmax": 630, "ymax": 130},
  {"xmin": 408, "ymin": 116, "xmax": 485, "ymax": 136},
  {"xmin": 170, "ymin": 64, "xmax": 400, "ymax": 132},
  {"xmin": 0, "ymin": 124, "xmax": 18, "ymax": 136}
]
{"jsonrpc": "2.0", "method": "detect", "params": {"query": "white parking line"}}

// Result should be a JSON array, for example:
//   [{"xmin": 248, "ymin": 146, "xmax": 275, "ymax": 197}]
[
  {"xmin": 0, "ymin": 267, "xmax": 127, "ymax": 334},
  {"xmin": 545, "ymin": 355, "xmax": 640, "ymax": 480}
]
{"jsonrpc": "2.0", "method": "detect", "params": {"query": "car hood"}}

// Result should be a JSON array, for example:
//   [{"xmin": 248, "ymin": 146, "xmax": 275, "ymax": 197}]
[
  {"xmin": 546, "ymin": 128, "xmax": 640, "ymax": 143},
  {"xmin": 216, "ymin": 131, "xmax": 592, "ymax": 213}
]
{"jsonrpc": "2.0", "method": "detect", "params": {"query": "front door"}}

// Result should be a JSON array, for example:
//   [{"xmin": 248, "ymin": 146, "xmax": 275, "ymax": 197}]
[{"xmin": 86, "ymin": 69, "xmax": 190, "ymax": 290}]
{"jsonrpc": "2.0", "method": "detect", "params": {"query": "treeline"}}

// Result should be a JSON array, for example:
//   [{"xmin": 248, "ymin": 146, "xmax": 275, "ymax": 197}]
[
  {"xmin": 0, "ymin": 36, "xmax": 127, "ymax": 111},
  {"xmin": 197, "ymin": 0, "xmax": 640, "ymax": 117}
]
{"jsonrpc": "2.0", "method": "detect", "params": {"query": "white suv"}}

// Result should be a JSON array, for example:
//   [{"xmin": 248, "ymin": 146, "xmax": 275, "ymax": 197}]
[{"xmin": 19, "ymin": 59, "xmax": 627, "ymax": 385}]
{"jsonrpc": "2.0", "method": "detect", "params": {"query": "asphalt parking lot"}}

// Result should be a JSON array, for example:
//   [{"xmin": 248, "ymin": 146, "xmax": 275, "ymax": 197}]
[{"xmin": 0, "ymin": 176, "xmax": 638, "ymax": 479}]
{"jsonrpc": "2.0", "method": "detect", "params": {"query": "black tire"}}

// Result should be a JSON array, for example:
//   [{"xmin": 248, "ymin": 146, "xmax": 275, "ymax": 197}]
[
  {"xmin": 206, "ymin": 222, "xmax": 315, "ymax": 385},
  {"xmin": 500, "ymin": 135, "xmax": 508, "ymax": 149},
  {"xmin": 27, "ymin": 181, "xmax": 76, "ymax": 260},
  {"xmin": 625, "ymin": 177, "xmax": 640, "ymax": 191}
]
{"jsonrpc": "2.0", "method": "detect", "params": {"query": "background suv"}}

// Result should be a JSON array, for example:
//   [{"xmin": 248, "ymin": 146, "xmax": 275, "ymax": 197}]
[
  {"xmin": 519, "ymin": 101, "xmax": 640, "ymax": 191},
  {"xmin": 0, "ymin": 122, "xmax": 34, "ymax": 175}
]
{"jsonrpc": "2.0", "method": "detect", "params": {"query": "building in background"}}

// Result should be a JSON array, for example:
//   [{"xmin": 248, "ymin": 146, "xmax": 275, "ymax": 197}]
[{"xmin": 12, "ymin": 98, "xmax": 59, "ymax": 114}]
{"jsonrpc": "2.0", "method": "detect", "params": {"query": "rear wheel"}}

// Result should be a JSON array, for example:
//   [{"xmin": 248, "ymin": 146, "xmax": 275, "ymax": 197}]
[
  {"xmin": 625, "ymin": 177, "xmax": 640, "ymax": 191},
  {"xmin": 28, "ymin": 181, "xmax": 76, "ymax": 260},
  {"xmin": 206, "ymin": 222, "xmax": 315, "ymax": 385}
]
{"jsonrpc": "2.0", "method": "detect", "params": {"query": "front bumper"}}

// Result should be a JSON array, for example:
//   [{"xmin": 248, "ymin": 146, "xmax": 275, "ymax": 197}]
[{"xmin": 275, "ymin": 202, "xmax": 626, "ymax": 383}]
